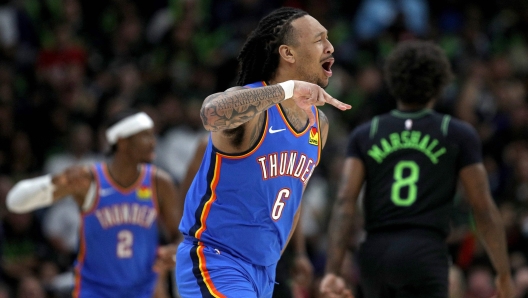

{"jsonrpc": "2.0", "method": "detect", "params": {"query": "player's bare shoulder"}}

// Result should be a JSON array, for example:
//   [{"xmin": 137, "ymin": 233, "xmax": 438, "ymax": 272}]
[
  {"xmin": 152, "ymin": 166, "xmax": 178, "ymax": 202},
  {"xmin": 153, "ymin": 166, "xmax": 174, "ymax": 186},
  {"xmin": 317, "ymin": 109, "xmax": 330, "ymax": 148}
]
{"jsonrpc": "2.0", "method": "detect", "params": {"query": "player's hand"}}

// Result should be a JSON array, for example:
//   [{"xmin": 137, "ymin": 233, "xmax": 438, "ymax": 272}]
[
  {"xmin": 52, "ymin": 166, "xmax": 92, "ymax": 197},
  {"xmin": 152, "ymin": 244, "xmax": 178, "ymax": 273},
  {"xmin": 292, "ymin": 253, "xmax": 314, "ymax": 289},
  {"xmin": 319, "ymin": 273, "xmax": 354, "ymax": 298},
  {"xmin": 493, "ymin": 274, "xmax": 515, "ymax": 298},
  {"xmin": 291, "ymin": 81, "xmax": 351, "ymax": 126}
]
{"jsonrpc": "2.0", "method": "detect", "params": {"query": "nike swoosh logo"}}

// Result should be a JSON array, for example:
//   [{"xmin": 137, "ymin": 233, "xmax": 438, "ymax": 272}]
[
  {"xmin": 99, "ymin": 188, "xmax": 115, "ymax": 197},
  {"xmin": 269, "ymin": 126, "xmax": 286, "ymax": 134}
]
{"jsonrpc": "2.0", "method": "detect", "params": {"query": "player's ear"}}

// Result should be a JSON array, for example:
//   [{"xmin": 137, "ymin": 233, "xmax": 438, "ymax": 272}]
[{"xmin": 278, "ymin": 45, "xmax": 295, "ymax": 64}]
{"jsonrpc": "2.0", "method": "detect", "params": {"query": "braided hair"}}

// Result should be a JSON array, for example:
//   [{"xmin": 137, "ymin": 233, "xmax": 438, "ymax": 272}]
[{"xmin": 236, "ymin": 7, "xmax": 308, "ymax": 86}]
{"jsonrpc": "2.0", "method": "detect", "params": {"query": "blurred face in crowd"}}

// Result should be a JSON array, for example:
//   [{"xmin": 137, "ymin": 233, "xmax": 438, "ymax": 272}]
[{"xmin": 17, "ymin": 276, "xmax": 45, "ymax": 298}]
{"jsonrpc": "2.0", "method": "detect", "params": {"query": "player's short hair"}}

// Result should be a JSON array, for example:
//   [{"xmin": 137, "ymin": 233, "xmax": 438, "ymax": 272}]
[
  {"xmin": 236, "ymin": 7, "xmax": 308, "ymax": 86},
  {"xmin": 384, "ymin": 40, "xmax": 453, "ymax": 105}
]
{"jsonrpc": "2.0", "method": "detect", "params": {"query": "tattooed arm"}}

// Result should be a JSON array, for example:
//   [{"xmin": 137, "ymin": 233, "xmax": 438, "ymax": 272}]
[
  {"xmin": 200, "ymin": 81, "xmax": 350, "ymax": 132},
  {"xmin": 201, "ymin": 82, "xmax": 350, "ymax": 153},
  {"xmin": 200, "ymin": 86, "xmax": 285, "ymax": 132},
  {"xmin": 202, "ymin": 85, "xmax": 287, "ymax": 153}
]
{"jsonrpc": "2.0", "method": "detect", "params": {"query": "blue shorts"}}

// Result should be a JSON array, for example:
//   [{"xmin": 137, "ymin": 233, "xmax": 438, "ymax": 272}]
[{"xmin": 176, "ymin": 240, "xmax": 277, "ymax": 298}]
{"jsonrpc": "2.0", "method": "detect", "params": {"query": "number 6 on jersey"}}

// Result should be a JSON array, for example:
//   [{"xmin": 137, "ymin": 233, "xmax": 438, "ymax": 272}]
[{"xmin": 271, "ymin": 188, "xmax": 291, "ymax": 221}]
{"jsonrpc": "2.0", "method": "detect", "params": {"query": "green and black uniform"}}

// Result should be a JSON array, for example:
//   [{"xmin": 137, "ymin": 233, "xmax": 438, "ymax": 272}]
[{"xmin": 347, "ymin": 109, "xmax": 481, "ymax": 298}]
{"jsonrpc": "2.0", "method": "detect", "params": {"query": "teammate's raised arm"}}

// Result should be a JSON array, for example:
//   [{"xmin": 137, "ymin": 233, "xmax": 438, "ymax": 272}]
[{"xmin": 7, "ymin": 165, "xmax": 93, "ymax": 214}]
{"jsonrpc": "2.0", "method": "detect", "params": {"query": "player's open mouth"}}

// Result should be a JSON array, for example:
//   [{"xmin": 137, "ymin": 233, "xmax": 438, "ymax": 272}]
[{"xmin": 322, "ymin": 58, "xmax": 334, "ymax": 77}]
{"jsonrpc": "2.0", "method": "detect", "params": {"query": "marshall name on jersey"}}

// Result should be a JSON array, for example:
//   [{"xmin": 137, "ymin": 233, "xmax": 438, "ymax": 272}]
[{"xmin": 367, "ymin": 130, "xmax": 447, "ymax": 164}]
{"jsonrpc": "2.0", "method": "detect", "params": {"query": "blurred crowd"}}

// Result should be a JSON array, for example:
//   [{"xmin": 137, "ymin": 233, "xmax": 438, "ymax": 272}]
[{"xmin": 1, "ymin": 0, "xmax": 528, "ymax": 297}]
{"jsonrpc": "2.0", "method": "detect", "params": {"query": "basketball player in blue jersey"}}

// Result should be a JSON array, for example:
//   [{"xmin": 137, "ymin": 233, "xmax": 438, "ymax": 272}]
[
  {"xmin": 181, "ymin": 136, "xmax": 314, "ymax": 297},
  {"xmin": 6, "ymin": 110, "xmax": 182, "ymax": 298},
  {"xmin": 176, "ymin": 7, "xmax": 351, "ymax": 298},
  {"xmin": 320, "ymin": 41, "xmax": 515, "ymax": 298}
]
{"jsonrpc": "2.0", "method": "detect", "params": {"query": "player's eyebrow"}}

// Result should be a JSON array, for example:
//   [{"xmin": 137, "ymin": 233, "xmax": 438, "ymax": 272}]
[{"xmin": 314, "ymin": 31, "xmax": 327, "ymax": 39}]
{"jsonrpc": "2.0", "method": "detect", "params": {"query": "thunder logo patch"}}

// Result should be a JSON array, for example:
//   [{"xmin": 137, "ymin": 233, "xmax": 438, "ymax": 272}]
[{"xmin": 309, "ymin": 127, "xmax": 318, "ymax": 146}]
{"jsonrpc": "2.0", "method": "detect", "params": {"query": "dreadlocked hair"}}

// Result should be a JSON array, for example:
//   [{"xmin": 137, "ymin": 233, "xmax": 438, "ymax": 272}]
[{"xmin": 236, "ymin": 7, "xmax": 308, "ymax": 86}]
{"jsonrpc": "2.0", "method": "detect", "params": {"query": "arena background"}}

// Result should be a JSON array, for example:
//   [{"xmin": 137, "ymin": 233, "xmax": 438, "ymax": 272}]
[{"xmin": 0, "ymin": 0, "xmax": 528, "ymax": 297}]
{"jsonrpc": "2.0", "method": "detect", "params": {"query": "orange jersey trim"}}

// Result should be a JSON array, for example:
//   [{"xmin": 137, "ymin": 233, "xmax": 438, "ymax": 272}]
[
  {"xmin": 150, "ymin": 166, "xmax": 160, "ymax": 214},
  {"xmin": 276, "ymin": 104, "xmax": 311, "ymax": 137},
  {"xmin": 197, "ymin": 245, "xmax": 226, "ymax": 298},
  {"xmin": 195, "ymin": 155, "xmax": 222, "ymax": 239},
  {"xmin": 72, "ymin": 219, "xmax": 87, "ymax": 298},
  {"xmin": 102, "ymin": 163, "xmax": 146, "ymax": 194},
  {"xmin": 315, "ymin": 109, "xmax": 321, "ymax": 166},
  {"xmin": 215, "ymin": 112, "xmax": 269, "ymax": 160}
]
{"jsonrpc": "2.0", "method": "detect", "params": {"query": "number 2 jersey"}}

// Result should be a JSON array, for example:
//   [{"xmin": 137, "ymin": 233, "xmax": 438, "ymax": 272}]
[
  {"xmin": 179, "ymin": 81, "xmax": 321, "ymax": 267},
  {"xmin": 347, "ymin": 109, "xmax": 481, "ymax": 238},
  {"xmin": 73, "ymin": 163, "xmax": 159, "ymax": 297}
]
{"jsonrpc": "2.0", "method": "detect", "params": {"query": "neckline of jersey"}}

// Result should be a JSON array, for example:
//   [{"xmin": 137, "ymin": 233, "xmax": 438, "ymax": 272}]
[{"xmin": 390, "ymin": 108, "xmax": 433, "ymax": 119}]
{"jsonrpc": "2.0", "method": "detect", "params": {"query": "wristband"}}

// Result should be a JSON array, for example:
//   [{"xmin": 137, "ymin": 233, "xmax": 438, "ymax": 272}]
[{"xmin": 279, "ymin": 80, "xmax": 294, "ymax": 99}]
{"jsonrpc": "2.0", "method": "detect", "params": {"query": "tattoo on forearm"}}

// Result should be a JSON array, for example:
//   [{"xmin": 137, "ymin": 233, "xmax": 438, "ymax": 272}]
[{"xmin": 202, "ymin": 86, "xmax": 284, "ymax": 130}]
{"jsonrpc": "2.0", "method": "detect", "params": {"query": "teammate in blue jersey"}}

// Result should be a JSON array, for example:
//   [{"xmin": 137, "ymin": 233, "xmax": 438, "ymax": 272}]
[
  {"xmin": 320, "ymin": 41, "xmax": 515, "ymax": 298},
  {"xmin": 176, "ymin": 7, "xmax": 351, "ymax": 298},
  {"xmin": 6, "ymin": 110, "xmax": 182, "ymax": 298}
]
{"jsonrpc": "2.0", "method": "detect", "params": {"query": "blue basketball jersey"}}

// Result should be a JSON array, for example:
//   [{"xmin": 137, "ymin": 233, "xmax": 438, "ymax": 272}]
[
  {"xmin": 179, "ymin": 81, "xmax": 321, "ymax": 267},
  {"xmin": 74, "ymin": 163, "xmax": 159, "ymax": 297}
]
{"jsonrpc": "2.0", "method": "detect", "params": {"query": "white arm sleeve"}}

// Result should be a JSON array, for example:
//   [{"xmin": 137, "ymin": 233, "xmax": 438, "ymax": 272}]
[{"xmin": 6, "ymin": 175, "xmax": 55, "ymax": 213}]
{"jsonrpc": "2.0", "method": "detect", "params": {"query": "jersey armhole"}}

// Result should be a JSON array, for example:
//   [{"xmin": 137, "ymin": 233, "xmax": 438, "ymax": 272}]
[
  {"xmin": 441, "ymin": 115, "xmax": 451, "ymax": 136},
  {"xmin": 82, "ymin": 181, "xmax": 97, "ymax": 212},
  {"xmin": 214, "ymin": 111, "xmax": 268, "ymax": 157},
  {"xmin": 370, "ymin": 116, "xmax": 379, "ymax": 139},
  {"xmin": 151, "ymin": 166, "xmax": 160, "ymax": 214}
]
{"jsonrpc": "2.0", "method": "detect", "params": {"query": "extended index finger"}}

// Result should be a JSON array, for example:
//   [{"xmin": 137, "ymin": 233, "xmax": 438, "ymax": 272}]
[{"xmin": 322, "ymin": 90, "xmax": 351, "ymax": 111}]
